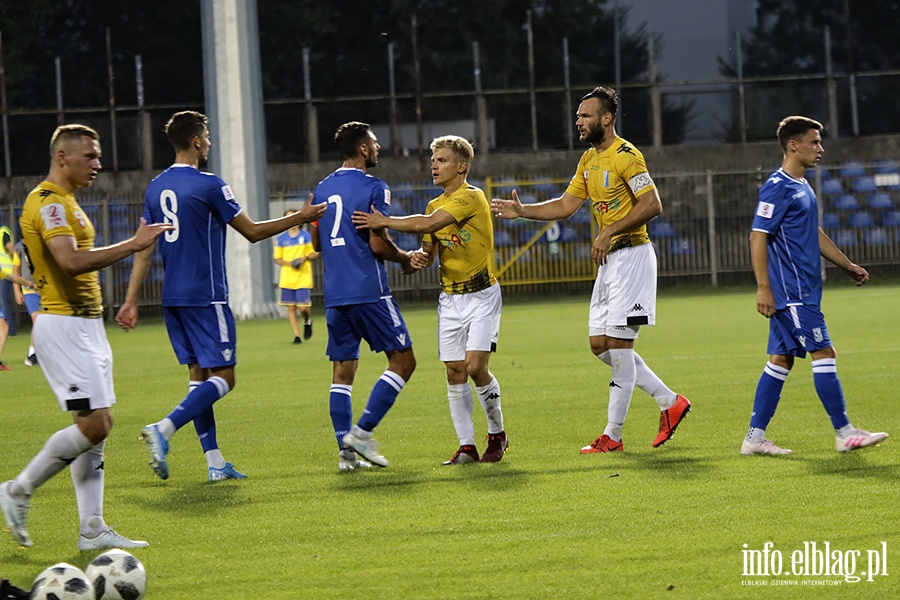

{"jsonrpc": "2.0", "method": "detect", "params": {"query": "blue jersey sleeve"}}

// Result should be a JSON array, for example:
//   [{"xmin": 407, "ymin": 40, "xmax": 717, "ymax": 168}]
[
  {"xmin": 752, "ymin": 178, "xmax": 790, "ymax": 234},
  {"xmin": 207, "ymin": 176, "xmax": 242, "ymax": 224}
]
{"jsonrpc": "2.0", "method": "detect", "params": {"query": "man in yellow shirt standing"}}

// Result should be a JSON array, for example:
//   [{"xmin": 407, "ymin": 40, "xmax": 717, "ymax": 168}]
[
  {"xmin": 0, "ymin": 124, "xmax": 170, "ymax": 550},
  {"xmin": 0, "ymin": 239, "xmax": 34, "ymax": 371},
  {"xmin": 352, "ymin": 135, "xmax": 508, "ymax": 464},
  {"xmin": 492, "ymin": 86, "xmax": 691, "ymax": 454},
  {"xmin": 273, "ymin": 210, "xmax": 318, "ymax": 344}
]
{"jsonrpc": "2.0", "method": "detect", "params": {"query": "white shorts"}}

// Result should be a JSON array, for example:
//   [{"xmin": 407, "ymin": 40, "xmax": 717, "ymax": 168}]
[
  {"xmin": 589, "ymin": 242, "xmax": 657, "ymax": 340},
  {"xmin": 437, "ymin": 282, "xmax": 502, "ymax": 362},
  {"xmin": 33, "ymin": 314, "xmax": 116, "ymax": 412}
]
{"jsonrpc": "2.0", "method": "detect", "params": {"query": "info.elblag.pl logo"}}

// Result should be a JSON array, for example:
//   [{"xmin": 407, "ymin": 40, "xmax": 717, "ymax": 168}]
[{"xmin": 741, "ymin": 541, "xmax": 889, "ymax": 586}]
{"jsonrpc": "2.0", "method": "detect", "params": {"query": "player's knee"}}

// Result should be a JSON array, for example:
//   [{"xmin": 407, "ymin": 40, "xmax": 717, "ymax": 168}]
[{"xmin": 589, "ymin": 338, "xmax": 607, "ymax": 356}]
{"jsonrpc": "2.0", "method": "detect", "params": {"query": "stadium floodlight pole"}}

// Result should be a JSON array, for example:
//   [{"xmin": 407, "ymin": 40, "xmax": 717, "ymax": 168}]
[
  {"xmin": 473, "ymin": 41, "xmax": 489, "ymax": 157},
  {"xmin": 563, "ymin": 37, "xmax": 573, "ymax": 151},
  {"xmin": 54, "ymin": 56, "xmax": 64, "ymax": 126},
  {"xmin": 614, "ymin": 0, "xmax": 623, "ymax": 136},
  {"xmin": 526, "ymin": 10, "xmax": 538, "ymax": 152},
  {"xmin": 824, "ymin": 27, "xmax": 840, "ymax": 139},
  {"xmin": 388, "ymin": 41, "xmax": 401, "ymax": 157},
  {"xmin": 736, "ymin": 31, "xmax": 747, "ymax": 143}
]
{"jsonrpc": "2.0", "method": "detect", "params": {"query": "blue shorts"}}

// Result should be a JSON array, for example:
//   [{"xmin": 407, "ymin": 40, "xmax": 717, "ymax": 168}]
[
  {"xmin": 24, "ymin": 293, "xmax": 41, "ymax": 315},
  {"xmin": 767, "ymin": 304, "xmax": 833, "ymax": 358},
  {"xmin": 326, "ymin": 298, "xmax": 412, "ymax": 362},
  {"xmin": 163, "ymin": 304, "xmax": 237, "ymax": 368},
  {"xmin": 279, "ymin": 288, "xmax": 312, "ymax": 307}
]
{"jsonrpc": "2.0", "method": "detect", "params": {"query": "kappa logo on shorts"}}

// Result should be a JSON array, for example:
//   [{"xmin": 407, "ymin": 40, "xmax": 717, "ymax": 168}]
[
  {"xmin": 632, "ymin": 303, "xmax": 644, "ymax": 312},
  {"xmin": 68, "ymin": 385, "xmax": 80, "ymax": 393},
  {"xmin": 221, "ymin": 349, "xmax": 233, "ymax": 361}
]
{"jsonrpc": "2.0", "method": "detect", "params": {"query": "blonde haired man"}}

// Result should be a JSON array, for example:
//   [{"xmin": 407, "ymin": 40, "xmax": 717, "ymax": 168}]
[{"xmin": 353, "ymin": 135, "xmax": 508, "ymax": 464}]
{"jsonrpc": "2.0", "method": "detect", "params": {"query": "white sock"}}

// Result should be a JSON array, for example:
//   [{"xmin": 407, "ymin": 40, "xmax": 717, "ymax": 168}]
[
  {"xmin": 158, "ymin": 418, "xmax": 176, "ymax": 440},
  {"xmin": 205, "ymin": 449, "xmax": 226, "ymax": 469},
  {"xmin": 603, "ymin": 349, "xmax": 636, "ymax": 442},
  {"xmin": 12, "ymin": 424, "xmax": 94, "ymax": 497},
  {"xmin": 447, "ymin": 383, "xmax": 476, "ymax": 445},
  {"xmin": 28, "ymin": 345, "xmax": 35, "ymax": 356},
  {"xmin": 71, "ymin": 440, "xmax": 107, "ymax": 536},
  {"xmin": 746, "ymin": 427, "xmax": 766, "ymax": 444},
  {"xmin": 475, "ymin": 375, "xmax": 504, "ymax": 434},
  {"xmin": 598, "ymin": 351, "xmax": 676, "ymax": 409}
]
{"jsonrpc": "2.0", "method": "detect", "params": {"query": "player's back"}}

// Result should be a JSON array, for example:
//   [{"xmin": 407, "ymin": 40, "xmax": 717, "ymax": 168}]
[
  {"xmin": 313, "ymin": 168, "xmax": 392, "ymax": 307},
  {"xmin": 144, "ymin": 164, "xmax": 241, "ymax": 306}
]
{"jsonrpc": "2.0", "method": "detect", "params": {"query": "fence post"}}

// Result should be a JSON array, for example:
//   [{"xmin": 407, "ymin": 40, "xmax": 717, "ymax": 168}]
[
  {"xmin": 649, "ymin": 36, "xmax": 662, "ymax": 149},
  {"xmin": 388, "ymin": 41, "xmax": 401, "ymax": 157},
  {"xmin": 735, "ymin": 32, "xmax": 747, "ymax": 143},
  {"xmin": 563, "ymin": 37, "xmax": 573, "ymax": 151},
  {"xmin": 473, "ymin": 41, "xmax": 489, "ymax": 157},
  {"xmin": 105, "ymin": 27, "xmax": 118, "ymax": 174},
  {"xmin": 0, "ymin": 31, "xmax": 10, "ymax": 179},
  {"xmin": 302, "ymin": 47, "xmax": 319, "ymax": 164},
  {"xmin": 54, "ymin": 57, "xmax": 64, "ymax": 125},
  {"xmin": 526, "ymin": 10, "xmax": 538, "ymax": 151},
  {"xmin": 706, "ymin": 169, "xmax": 718, "ymax": 287},
  {"xmin": 136, "ymin": 54, "xmax": 153, "ymax": 171},
  {"xmin": 824, "ymin": 27, "xmax": 840, "ymax": 139}
]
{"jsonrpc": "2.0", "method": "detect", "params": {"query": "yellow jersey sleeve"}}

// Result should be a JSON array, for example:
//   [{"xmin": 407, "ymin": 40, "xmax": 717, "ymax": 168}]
[{"xmin": 20, "ymin": 182, "xmax": 102, "ymax": 317}]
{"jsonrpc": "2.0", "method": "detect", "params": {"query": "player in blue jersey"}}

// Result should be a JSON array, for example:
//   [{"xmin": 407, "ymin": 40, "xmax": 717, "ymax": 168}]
[
  {"xmin": 312, "ymin": 121, "xmax": 418, "ymax": 470},
  {"xmin": 115, "ymin": 111, "xmax": 325, "ymax": 481},
  {"xmin": 743, "ymin": 115, "xmax": 888, "ymax": 455}
]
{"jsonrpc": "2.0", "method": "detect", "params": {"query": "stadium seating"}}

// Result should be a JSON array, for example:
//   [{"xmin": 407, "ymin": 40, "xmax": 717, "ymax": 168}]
[
  {"xmin": 820, "ymin": 179, "xmax": 844, "ymax": 195},
  {"xmin": 832, "ymin": 194, "xmax": 859, "ymax": 211},
  {"xmin": 494, "ymin": 230, "xmax": 513, "ymax": 246},
  {"xmin": 649, "ymin": 219, "xmax": 677, "ymax": 238},
  {"xmin": 558, "ymin": 227, "xmax": 580, "ymax": 243},
  {"xmin": 874, "ymin": 159, "xmax": 900, "ymax": 175},
  {"xmin": 667, "ymin": 238, "xmax": 695, "ymax": 255},
  {"xmin": 866, "ymin": 192, "xmax": 893, "ymax": 211},
  {"xmin": 568, "ymin": 207, "xmax": 593, "ymax": 224},
  {"xmin": 848, "ymin": 211, "xmax": 875, "ymax": 229},
  {"xmin": 821, "ymin": 212, "xmax": 841, "ymax": 230},
  {"xmin": 830, "ymin": 229, "xmax": 858, "ymax": 247},
  {"xmin": 882, "ymin": 211, "xmax": 900, "ymax": 227},
  {"xmin": 864, "ymin": 228, "xmax": 891, "ymax": 246},
  {"xmin": 852, "ymin": 176, "xmax": 878, "ymax": 194},
  {"xmin": 839, "ymin": 161, "xmax": 866, "ymax": 178}
]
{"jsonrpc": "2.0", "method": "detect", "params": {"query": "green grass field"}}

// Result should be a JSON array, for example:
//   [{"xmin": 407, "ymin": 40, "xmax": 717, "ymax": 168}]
[{"xmin": 1, "ymin": 284, "xmax": 897, "ymax": 599}]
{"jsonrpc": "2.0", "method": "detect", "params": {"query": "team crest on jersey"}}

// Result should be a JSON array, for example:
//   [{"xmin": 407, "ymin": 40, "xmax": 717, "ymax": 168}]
[
  {"xmin": 40, "ymin": 203, "xmax": 67, "ymax": 230},
  {"xmin": 756, "ymin": 201, "xmax": 775, "ymax": 219}
]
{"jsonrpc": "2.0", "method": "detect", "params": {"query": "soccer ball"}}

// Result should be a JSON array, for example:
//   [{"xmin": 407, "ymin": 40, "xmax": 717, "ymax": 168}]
[
  {"xmin": 84, "ymin": 549, "xmax": 147, "ymax": 600},
  {"xmin": 30, "ymin": 562, "xmax": 94, "ymax": 600}
]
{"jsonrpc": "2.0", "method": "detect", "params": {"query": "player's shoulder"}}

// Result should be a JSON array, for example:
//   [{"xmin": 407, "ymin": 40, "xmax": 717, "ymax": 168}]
[
  {"xmin": 611, "ymin": 137, "xmax": 645, "ymax": 162},
  {"xmin": 759, "ymin": 169, "xmax": 797, "ymax": 197}
]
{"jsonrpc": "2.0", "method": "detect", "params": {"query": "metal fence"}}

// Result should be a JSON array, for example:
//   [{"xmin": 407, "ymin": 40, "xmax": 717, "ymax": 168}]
[{"xmin": 4, "ymin": 160, "xmax": 900, "ymax": 323}]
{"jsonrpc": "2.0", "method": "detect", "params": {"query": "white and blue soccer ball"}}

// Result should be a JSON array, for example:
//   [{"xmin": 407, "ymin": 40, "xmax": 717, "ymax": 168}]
[
  {"xmin": 84, "ymin": 549, "xmax": 147, "ymax": 600},
  {"xmin": 29, "ymin": 562, "xmax": 94, "ymax": 600}
]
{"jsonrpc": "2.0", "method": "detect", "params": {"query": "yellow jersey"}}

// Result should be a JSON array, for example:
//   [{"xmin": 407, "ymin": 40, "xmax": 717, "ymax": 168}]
[
  {"xmin": 426, "ymin": 184, "xmax": 496, "ymax": 294},
  {"xmin": 20, "ymin": 181, "xmax": 103, "ymax": 318},
  {"xmin": 273, "ymin": 228, "xmax": 315, "ymax": 290},
  {"xmin": 565, "ymin": 136, "xmax": 655, "ymax": 251}
]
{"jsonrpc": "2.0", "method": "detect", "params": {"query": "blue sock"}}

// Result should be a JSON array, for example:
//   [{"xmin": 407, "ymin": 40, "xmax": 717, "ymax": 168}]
[
  {"xmin": 749, "ymin": 362, "xmax": 789, "ymax": 430},
  {"xmin": 357, "ymin": 371, "xmax": 406, "ymax": 432},
  {"xmin": 193, "ymin": 407, "xmax": 218, "ymax": 453},
  {"xmin": 167, "ymin": 377, "xmax": 230, "ymax": 431},
  {"xmin": 812, "ymin": 358, "xmax": 850, "ymax": 430},
  {"xmin": 330, "ymin": 384, "xmax": 353, "ymax": 450}
]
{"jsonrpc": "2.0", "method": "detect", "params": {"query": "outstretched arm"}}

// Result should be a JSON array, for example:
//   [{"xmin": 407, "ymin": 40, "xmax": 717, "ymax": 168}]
[
  {"xmin": 230, "ymin": 194, "xmax": 326, "ymax": 243},
  {"xmin": 352, "ymin": 207, "xmax": 457, "ymax": 234},
  {"xmin": 491, "ymin": 189, "xmax": 585, "ymax": 221},
  {"xmin": 47, "ymin": 217, "xmax": 171, "ymax": 277}
]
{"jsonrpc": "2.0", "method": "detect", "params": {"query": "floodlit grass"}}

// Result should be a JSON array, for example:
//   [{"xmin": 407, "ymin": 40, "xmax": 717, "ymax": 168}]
[{"xmin": 0, "ymin": 284, "xmax": 897, "ymax": 598}]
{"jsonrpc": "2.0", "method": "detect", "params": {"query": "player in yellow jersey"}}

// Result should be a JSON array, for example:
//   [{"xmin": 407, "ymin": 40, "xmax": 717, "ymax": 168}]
[
  {"xmin": 0, "ymin": 242, "xmax": 34, "ymax": 371},
  {"xmin": 352, "ymin": 135, "xmax": 508, "ymax": 464},
  {"xmin": 0, "ymin": 124, "xmax": 170, "ymax": 550},
  {"xmin": 492, "ymin": 86, "xmax": 691, "ymax": 454},
  {"xmin": 273, "ymin": 210, "xmax": 319, "ymax": 344}
]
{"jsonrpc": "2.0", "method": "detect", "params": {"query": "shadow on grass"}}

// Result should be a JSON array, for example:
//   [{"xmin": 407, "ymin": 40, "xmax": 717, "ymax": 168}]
[
  {"xmin": 331, "ymin": 463, "xmax": 534, "ymax": 494},
  {"xmin": 590, "ymin": 450, "xmax": 715, "ymax": 479},
  {"xmin": 127, "ymin": 481, "xmax": 248, "ymax": 515},
  {"xmin": 801, "ymin": 449, "xmax": 898, "ymax": 480}
]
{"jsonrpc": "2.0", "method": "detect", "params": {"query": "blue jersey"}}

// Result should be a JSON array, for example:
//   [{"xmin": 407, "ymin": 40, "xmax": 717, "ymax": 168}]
[
  {"xmin": 312, "ymin": 168, "xmax": 393, "ymax": 308},
  {"xmin": 751, "ymin": 168, "xmax": 822, "ymax": 309},
  {"xmin": 144, "ymin": 164, "xmax": 242, "ymax": 307}
]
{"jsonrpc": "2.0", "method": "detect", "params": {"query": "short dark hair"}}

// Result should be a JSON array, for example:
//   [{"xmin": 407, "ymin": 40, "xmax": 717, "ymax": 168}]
[
  {"xmin": 165, "ymin": 111, "xmax": 209, "ymax": 151},
  {"xmin": 49, "ymin": 124, "xmax": 99, "ymax": 158},
  {"xmin": 581, "ymin": 86, "xmax": 619, "ymax": 118},
  {"xmin": 776, "ymin": 116, "xmax": 823, "ymax": 151},
  {"xmin": 334, "ymin": 121, "xmax": 373, "ymax": 159}
]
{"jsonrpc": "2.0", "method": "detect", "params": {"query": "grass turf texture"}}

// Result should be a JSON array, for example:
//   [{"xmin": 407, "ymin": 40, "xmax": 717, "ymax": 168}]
[{"xmin": 0, "ymin": 284, "xmax": 897, "ymax": 598}]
